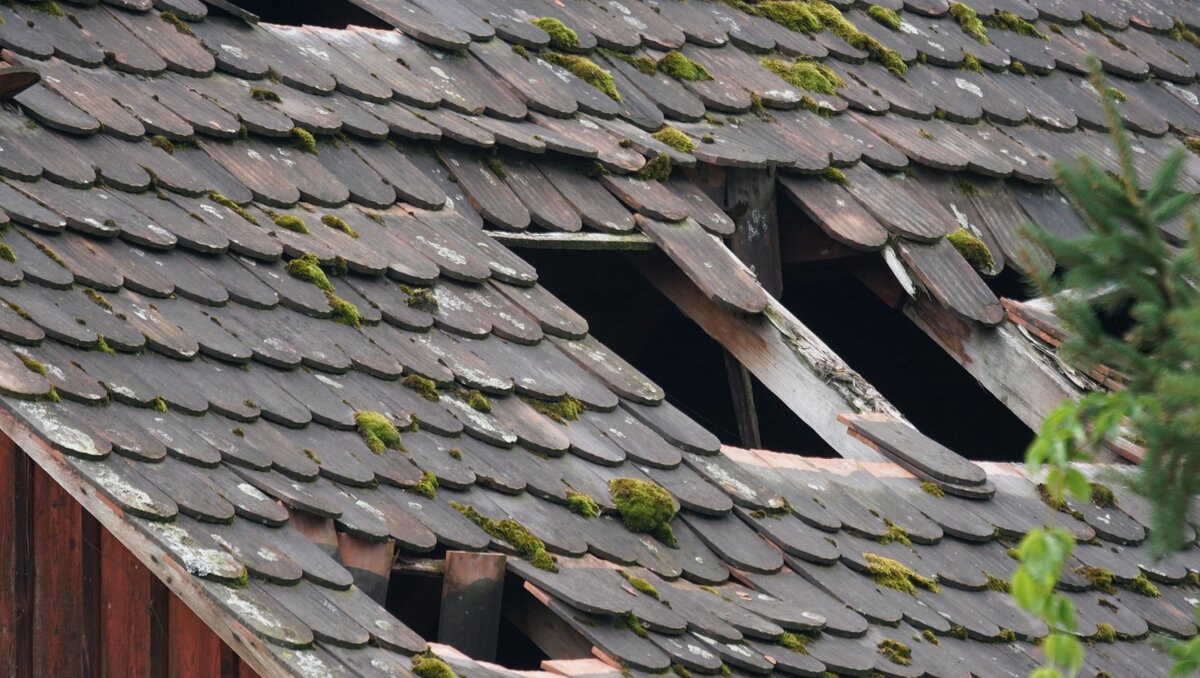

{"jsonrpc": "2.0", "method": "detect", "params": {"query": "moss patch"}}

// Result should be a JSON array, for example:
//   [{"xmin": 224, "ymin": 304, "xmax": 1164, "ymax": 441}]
[
  {"xmin": 779, "ymin": 631, "xmax": 810, "ymax": 654},
  {"xmin": 531, "ymin": 17, "xmax": 579, "ymax": 50},
  {"xmin": 321, "ymin": 214, "xmax": 357, "ymax": 238},
  {"xmin": 821, "ymin": 167, "xmax": 846, "ymax": 184},
  {"xmin": 565, "ymin": 490, "xmax": 600, "ymax": 518},
  {"xmin": 96, "ymin": 335, "xmax": 115, "ymax": 354},
  {"xmin": 400, "ymin": 285, "xmax": 439, "ymax": 313},
  {"xmin": 0, "ymin": 243, "xmax": 13, "ymax": 264},
  {"xmin": 657, "ymin": 50, "xmax": 712, "ymax": 81},
  {"xmin": 1010, "ymin": 59, "xmax": 1028, "ymax": 75},
  {"xmin": 671, "ymin": 664, "xmax": 693, "ymax": 678},
  {"xmin": 451, "ymin": 501, "xmax": 557, "ymax": 572},
  {"xmin": 949, "ymin": 3, "xmax": 988, "ymax": 44},
  {"xmin": 160, "ymin": 11, "xmax": 195, "ymax": 36},
  {"xmin": 1105, "ymin": 86, "xmax": 1127, "ymax": 103},
  {"xmin": 652, "ymin": 127, "xmax": 696, "ymax": 154},
  {"xmin": 1123, "ymin": 573, "xmax": 1161, "ymax": 597},
  {"xmin": 402, "ymin": 374, "xmax": 440, "ymax": 402},
  {"xmin": 291, "ymin": 127, "xmax": 317, "ymax": 154},
  {"xmin": 867, "ymin": 5, "xmax": 900, "ymax": 30},
  {"xmin": 522, "ymin": 394, "xmax": 584, "ymax": 424},
  {"xmin": 18, "ymin": 354, "xmax": 45, "ymax": 375},
  {"xmin": 355, "ymin": 410, "xmax": 402, "ymax": 454},
  {"xmin": 1076, "ymin": 565, "xmax": 1115, "ymax": 594},
  {"xmin": 922, "ymin": 629, "xmax": 939, "ymax": 645},
  {"xmin": 947, "ymin": 229, "xmax": 994, "ymax": 271},
  {"xmin": 1090, "ymin": 482, "xmax": 1115, "ymax": 508},
  {"xmin": 84, "ymin": 289, "xmax": 112, "ymax": 311},
  {"xmin": 412, "ymin": 652, "xmax": 457, "ymax": 678},
  {"xmin": 985, "ymin": 10, "xmax": 1044, "ymax": 38},
  {"xmin": 251, "ymin": 87, "xmax": 281, "ymax": 103},
  {"xmin": 865, "ymin": 553, "xmax": 938, "ymax": 594},
  {"xmin": 22, "ymin": 1, "xmax": 65, "ymax": 18},
  {"xmin": 751, "ymin": 1, "xmax": 908, "ymax": 75},
  {"xmin": 619, "ymin": 570, "xmax": 660, "ymax": 599},
  {"xmin": 274, "ymin": 215, "xmax": 309, "ymax": 234},
  {"xmin": 286, "ymin": 253, "xmax": 332, "ymax": 292},
  {"xmin": 996, "ymin": 628, "xmax": 1016, "ymax": 643},
  {"xmin": 543, "ymin": 52, "xmax": 620, "ymax": 101},
  {"xmin": 153, "ymin": 396, "xmax": 169, "ymax": 413},
  {"xmin": 1090, "ymin": 623, "xmax": 1116, "ymax": 643},
  {"xmin": 636, "ymin": 154, "xmax": 672, "ymax": 182},
  {"xmin": 984, "ymin": 572, "xmax": 1010, "ymax": 593},
  {"xmin": 877, "ymin": 639, "xmax": 911, "ymax": 665},
  {"xmin": 412, "ymin": 471, "xmax": 438, "ymax": 498},
  {"xmin": 1170, "ymin": 19, "xmax": 1200, "ymax": 48},
  {"xmin": 961, "ymin": 53, "xmax": 983, "ymax": 73},
  {"xmin": 624, "ymin": 612, "xmax": 648, "ymax": 637},
  {"xmin": 150, "ymin": 135, "xmax": 174, "ymax": 155},
  {"xmin": 880, "ymin": 520, "xmax": 912, "ymax": 547},
  {"xmin": 327, "ymin": 293, "xmax": 361, "ymax": 328},
  {"xmin": 761, "ymin": 57, "xmax": 844, "ymax": 95},
  {"xmin": 919, "ymin": 481, "xmax": 945, "ymax": 498},
  {"xmin": 457, "ymin": 388, "xmax": 492, "ymax": 413},
  {"xmin": 610, "ymin": 478, "xmax": 677, "ymax": 546},
  {"xmin": 207, "ymin": 191, "xmax": 259, "ymax": 225},
  {"xmin": 1185, "ymin": 136, "xmax": 1200, "ymax": 155}
]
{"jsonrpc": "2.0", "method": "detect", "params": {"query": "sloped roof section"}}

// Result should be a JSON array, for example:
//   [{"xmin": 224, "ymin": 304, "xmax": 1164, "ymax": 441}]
[{"xmin": 0, "ymin": 0, "xmax": 1196, "ymax": 676}]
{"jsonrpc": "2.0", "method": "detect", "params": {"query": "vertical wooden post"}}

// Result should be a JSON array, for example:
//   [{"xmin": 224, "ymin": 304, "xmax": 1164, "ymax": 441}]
[
  {"xmin": 0, "ymin": 432, "xmax": 31, "ymax": 677},
  {"xmin": 437, "ymin": 551, "xmax": 506, "ymax": 661},
  {"xmin": 82, "ymin": 513, "xmax": 101, "ymax": 678},
  {"xmin": 100, "ymin": 529, "xmax": 154, "ymax": 678},
  {"xmin": 337, "ymin": 533, "xmax": 395, "ymax": 605},
  {"xmin": 167, "ymin": 594, "xmax": 222, "ymax": 678},
  {"xmin": 31, "ymin": 463, "xmax": 85, "ymax": 677},
  {"xmin": 723, "ymin": 354, "xmax": 762, "ymax": 449}
]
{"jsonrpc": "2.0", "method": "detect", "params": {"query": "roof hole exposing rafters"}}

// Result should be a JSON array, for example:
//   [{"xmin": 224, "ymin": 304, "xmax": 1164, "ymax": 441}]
[{"xmin": 219, "ymin": 0, "xmax": 388, "ymax": 29}]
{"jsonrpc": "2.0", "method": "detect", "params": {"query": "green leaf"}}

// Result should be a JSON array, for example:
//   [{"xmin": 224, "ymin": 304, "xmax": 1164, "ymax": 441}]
[{"xmin": 1064, "ymin": 468, "xmax": 1091, "ymax": 502}]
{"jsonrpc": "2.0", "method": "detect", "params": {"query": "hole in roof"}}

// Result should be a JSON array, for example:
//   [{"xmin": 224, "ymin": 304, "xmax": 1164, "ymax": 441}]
[
  {"xmin": 222, "ymin": 0, "xmax": 389, "ymax": 29},
  {"xmin": 518, "ymin": 248, "xmax": 835, "ymax": 457}
]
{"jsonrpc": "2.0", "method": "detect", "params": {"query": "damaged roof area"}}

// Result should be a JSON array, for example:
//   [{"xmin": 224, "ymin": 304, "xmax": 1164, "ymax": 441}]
[{"xmin": 0, "ymin": 0, "xmax": 1197, "ymax": 675}]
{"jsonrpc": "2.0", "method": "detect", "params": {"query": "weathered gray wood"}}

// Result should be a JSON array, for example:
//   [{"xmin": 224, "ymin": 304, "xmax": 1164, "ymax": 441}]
[
  {"xmin": 903, "ymin": 295, "xmax": 1083, "ymax": 434},
  {"xmin": 633, "ymin": 253, "xmax": 893, "ymax": 461},
  {"xmin": 724, "ymin": 352, "xmax": 761, "ymax": 450},
  {"xmin": 485, "ymin": 231, "xmax": 655, "ymax": 251},
  {"xmin": 438, "ymin": 550, "xmax": 507, "ymax": 661},
  {"xmin": 725, "ymin": 167, "xmax": 781, "ymax": 297}
]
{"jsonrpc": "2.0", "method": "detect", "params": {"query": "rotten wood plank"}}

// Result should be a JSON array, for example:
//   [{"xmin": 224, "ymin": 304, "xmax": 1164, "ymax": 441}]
[{"xmin": 438, "ymin": 550, "xmax": 507, "ymax": 661}]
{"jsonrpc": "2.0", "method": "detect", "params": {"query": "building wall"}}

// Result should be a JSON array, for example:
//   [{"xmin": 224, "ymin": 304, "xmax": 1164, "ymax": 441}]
[{"xmin": 0, "ymin": 433, "xmax": 256, "ymax": 678}]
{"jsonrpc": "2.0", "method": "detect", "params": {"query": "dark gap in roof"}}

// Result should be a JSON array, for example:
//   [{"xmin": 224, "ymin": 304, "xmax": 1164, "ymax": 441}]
[
  {"xmin": 226, "ymin": 0, "xmax": 389, "ymax": 29},
  {"xmin": 989, "ymin": 266, "xmax": 1039, "ymax": 303},
  {"xmin": 780, "ymin": 266, "xmax": 1033, "ymax": 463},
  {"xmin": 387, "ymin": 568, "xmax": 443, "ymax": 642},
  {"xmin": 518, "ymin": 248, "xmax": 831, "ymax": 456},
  {"xmin": 496, "ymin": 576, "xmax": 551, "ymax": 669}
]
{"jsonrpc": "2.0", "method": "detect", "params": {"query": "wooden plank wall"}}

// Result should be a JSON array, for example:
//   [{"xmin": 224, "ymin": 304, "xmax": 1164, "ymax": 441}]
[{"xmin": 0, "ymin": 434, "xmax": 257, "ymax": 678}]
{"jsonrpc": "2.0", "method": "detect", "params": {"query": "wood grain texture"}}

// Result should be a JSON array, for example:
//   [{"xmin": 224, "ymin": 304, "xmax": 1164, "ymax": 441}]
[
  {"xmin": 0, "ymin": 432, "xmax": 30, "ymax": 677},
  {"xmin": 100, "ymin": 528, "xmax": 153, "ymax": 678},
  {"xmin": 168, "ymin": 593, "xmax": 221, "ymax": 678},
  {"xmin": 31, "ymin": 462, "xmax": 84, "ymax": 677},
  {"xmin": 438, "ymin": 550, "xmax": 506, "ymax": 660}
]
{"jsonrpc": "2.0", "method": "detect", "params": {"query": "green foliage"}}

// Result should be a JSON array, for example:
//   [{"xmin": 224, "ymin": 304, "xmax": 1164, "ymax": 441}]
[
  {"xmin": 624, "ymin": 612, "xmax": 648, "ymax": 637},
  {"xmin": 618, "ymin": 570, "xmax": 660, "ymax": 599},
  {"xmin": 402, "ymin": 374, "xmax": 441, "ymax": 402},
  {"xmin": 610, "ymin": 478, "xmax": 677, "ymax": 546},
  {"xmin": 0, "ymin": 244, "xmax": 13, "ymax": 264},
  {"xmin": 867, "ymin": 5, "xmax": 900, "ymax": 30},
  {"xmin": 531, "ymin": 17, "xmax": 579, "ymax": 49},
  {"xmin": 922, "ymin": 629, "xmax": 939, "ymax": 646},
  {"xmin": 947, "ymin": 229, "xmax": 995, "ymax": 271},
  {"xmin": 652, "ymin": 127, "xmax": 696, "ymax": 154},
  {"xmin": 291, "ymin": 127, "xmax": 317, "ymax": 154},
  {"xmin": 656, "ymin": 51, "xmax": 712, "ymax": 81},
  {"xmin": 355, "ymin": 411, "xmax": 402, "ymax": 454},
  {"xmin": 412, "ymin": 653, "xmax": 457, "ymax": 678},
  {"xmin": 948, "ymin": 3, "xmax": 988, "ymax": 44},
  {"xmin": 274, "ymin": 214, "xmax": 309, "ymax": 234},
  {"xmin": 544, "ymin": 52, "xmax": 620, "ymax": 101},
  {"xmin": 521, "ymin": 394, "xmax": 583, "ymax": 423},
  {"xmin": 485, "ymin": 157, "xmax": 506, "ymax": 179},
  {"xmin": 877, "ymin": 639, "xmax": 911, "ymax": 666},
  {"xmin": 1075, "ymin": 565, "xmax": 1115, "ymax": 593},
  {"xmin": 671, "ymin": 664, "xmax": 693, "ymax": 678},
  {"xmin": 565, "ymin": 490, "xmax": 600, "ymax": 518},
  {"xmin": 451, "ymin": 501, "xmax": 557, "ymax": 571},
  {"xmin": 636, "ymin": 154, "xmax": 672, "ymax": 182},
  {"xmin": 761, "ymin": 57, "xmax": 844, "ymax": 95},
  {"xmin": 864, "ymin": 553, "xmax": 938, "ymax": 594}
]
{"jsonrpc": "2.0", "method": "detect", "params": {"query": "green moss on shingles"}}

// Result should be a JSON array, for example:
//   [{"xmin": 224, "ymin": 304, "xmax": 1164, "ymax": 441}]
[
  {"xmin": 456, "ymin": 388, "xmax": 492, "ymax": 413},
  {"xmin": 447, "ymin": 447, "xmax": 462, "ymax": 460},
  {"xmin": 1090, "ymin": 482, "xmax": 1115, "ymax": 508},
  {"xmin": 95, "ymin": 335, "xmax": 115, "ymax": 354},
  {"xmin": 947, "ymin": 229, "xmax": 995, "ymax": 271},
  {"xmin": 996, "ymin": 628, "xmax": 1016, "ymax": 643},
  {"xmin": 485, "ymin": 157, "xmax": 506, "ymax": 179},
  {"xmin": 949, "ymin": 3, "xmax": 988, "ymax": 44},
  {"xmin": 652, "ymin": 127, "xmax": 695, "ymax": 154},
  {"xmin": 985, "ymin": 573, "xmax": 1010, "ymax": 593},
  {"xmin": 636, "ymin": 153, "xmax": 672, "ymax": 182},
  {"xmin": 321, "ymin": 214, "xmax": 357, "ymax": 238},
  {"xmin": 867, "ymin": 5, "xmax": 901, "ymax": 30},
  {"xmin": 656, "ymin": 50, "xmax": 712, "ymax": 81},
  {"xmin": 877, "ymin": 639, "xmax": 911, "ymax": 666},
  {"xmin": 274, "ymin": 215, "xmax": 309, "ymax": 234},
  {"xmin": 864, "ymin": 553, "xmax": 938, "ymax": 594},
  {"xmin": 286, "ymin": 253, "xmax": 333, "ymax": 292},
  {"xmin": 1185, "ymin": 136, "xmax": 1200, "ymax": 155},
  {"xmin": 754, "ymin": 1, "xmax": 823, "ymax": 32},
  {"xmin": 303, "ymin": 448, "xmax": 321, "ymax": 463},
  {"xmin": 84, "ymin": 288, "xmax": 112, "ymax": 311},
  {"xmin": 718, "ymin": 664, "xmax": 731, "ymax": 677},
  {"xmin": 880, "ymin": 520, "xmax": 911, "ymax": 547},
  {"xmin": 44, "ymin": 385, "xmax": 59, "ymax": 403},
  {"xmin": 761, "ymin": 57, "xmax": 845, "ymax": 95},
  {"xmin": 22, "ymin": 1, "xmax": 64, "ymax": 17},
  {"xmin": 291, "ymin": 127, "xmax": 317, "ymax": 154},
  {"xmin": 985, "ymin": 10, "xmax": 1044, "ymax": 38},
  {"xmin": 779, "ymin": 631, "xmax": 810, "ymax": 654},
  {"xmin": 153, "ymin": 396, "xmax": 169, "ymax": 413},
  {"xmin": 961, "ymin": 53, "xmax": 983, "ymax": 72},
  {"xmin": 402, "ymin": 374, "xmax": 441, "ymax": 402},
  {"xmin": 610, "ymin": 478, "xmax": 677, "ymax": 546},
  {"xmin": 1123, "ymin": 573, "xmax": 1161, "ymax": 597},
  {"xmin": 411, "ymin": 652, "xmax": 457, "ymax": 678},
  {"xmin": 150, "ymin": 135, "xmax": 174, "ymax": 155},
  {"xmin": 450, "ymin": 501, "xmax": 558, "ymax": 572},
  {"xmin": 922, "ymin": 629, "xmax": 939, "ymax": 645},
  {"xmin": 522, "ymin": 394, "xmax": 584, "ymax": 424},
  {"xmin": 1090, "ymin": 623, "xmax": 1116, "ymax": 643},
  {"xmin": 355, "ymin": 410, "xmax": 402, "ymax": 454},
  {"xmin": 919, "ymin": 481, "xmax": 945, "ymax": 497},
  {"xmin": 565, "ymin": 490, "xmax": 600, "ymax": 518},
  {"xmin": 543, "ymin": 52, "xmax": 620, "ymax": 101},
  {"xmin": 327, "ymin": 293, "xmax": 361, "ymax": 328},
  {"xmin": 606, "ymin": 50, "xmax": 657, "ymax": 75},
  {"xmin": 1105, "ymin": 86, "xmax": 1127, "ymax": 103},
  {"xmin": 207, "ymin": 191, "xmax": 259, "ymax": 225},
  {"xmin": 412, "ymin": 471, "xmax": 438, "ymax": 498},
  {"xmin": 17, "ymin": 353, "xmax": 45, "ymax": 375},
  {"xmin": 511, "ymin": 44, "xmax": 529, "ymax": 60},
  {"xmin": 399, "ymin": 285, "xmax": 438, "ymax": 313},
  {"xmin": 1076, "ymin": 565, "xmax": 1115, "ymax": 594},
  {"xmin": 671, "ymin": 664, "xmax": 693, "ymax": 678},
  {"xmin": 159, "ymin": 11, "xmax": 195, "ymax": 36},
  {"xmin": 531, "ymin": 17, "xmax": 579, "ymax": 50},
  {"xmin": 1010, "ymin": 59, "xmax": 1028, "ymax": 75},
  {"xmin": 1171, "ymin": 19, "xmax": 1200, "ymax": 48},
  {"xmin": 250, "ymin": 87, "xmax": 281, "ymax": 103},
  {"xmin": 618, "ymin": 570, "xmax": 660, "ymax": 599},
  {"xmin": 624, "ymin": 612, "xmax": 648, "ymax": 637}
]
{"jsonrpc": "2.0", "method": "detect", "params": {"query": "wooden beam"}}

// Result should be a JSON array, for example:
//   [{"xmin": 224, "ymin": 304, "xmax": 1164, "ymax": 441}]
[
  {"xmin": 484, "ymin": 231, "xmax": 655, "ymax": 251},
  {"xmin": 0, "ymin": 410, "xmax": 292, "ymax": 678},
  {"xmin": 0, "ymin": 432, "xmax": 30, "ymax": 678},
  {"xmin": 903, "ymin": 294, "xmax": 1082, "ymax": 432},
  {"xmin": 336, "ymin": 533, "xmax": 394, "ymax": 605},
  {"xmin": 505, "ymin": 581, "xmax": 592, "ymax": 660},
  {"xmin": 725, "ymin": 167, "xmax": 782, "ymax": 296},
  {"xmin": 31, "ymin": 462, "xmax": 85, "ymax": 677},
  {"xmin": 437, "ymin": 550, "xmax": 506, "ymax": 660},
  {"xmin": 632, "ymin": 252, "xmax": 892, "ymax": 461},
  {"xmin": 723, "ymin": 352, "xmax": 761, "ymax": 449},
  {"xmin": 168, "ymin": 593, "xmax": 222, "ymax": 678},
  {"xmin": 100, "ymin": 528, "xmax": 154, "ymax": 678}
]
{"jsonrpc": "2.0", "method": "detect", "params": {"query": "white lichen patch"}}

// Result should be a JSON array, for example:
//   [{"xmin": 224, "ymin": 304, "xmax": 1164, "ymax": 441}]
[
  {"xmin": 144, "ymin": 522, "xmax": 242, "ymax": 579},
  {"xmin": 12, "ymin": 400, "xmax": 104, "ymax": 458},
  {"xmin": 92, "ymin": 466, "xmax": 160, "ymax": 515}
]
